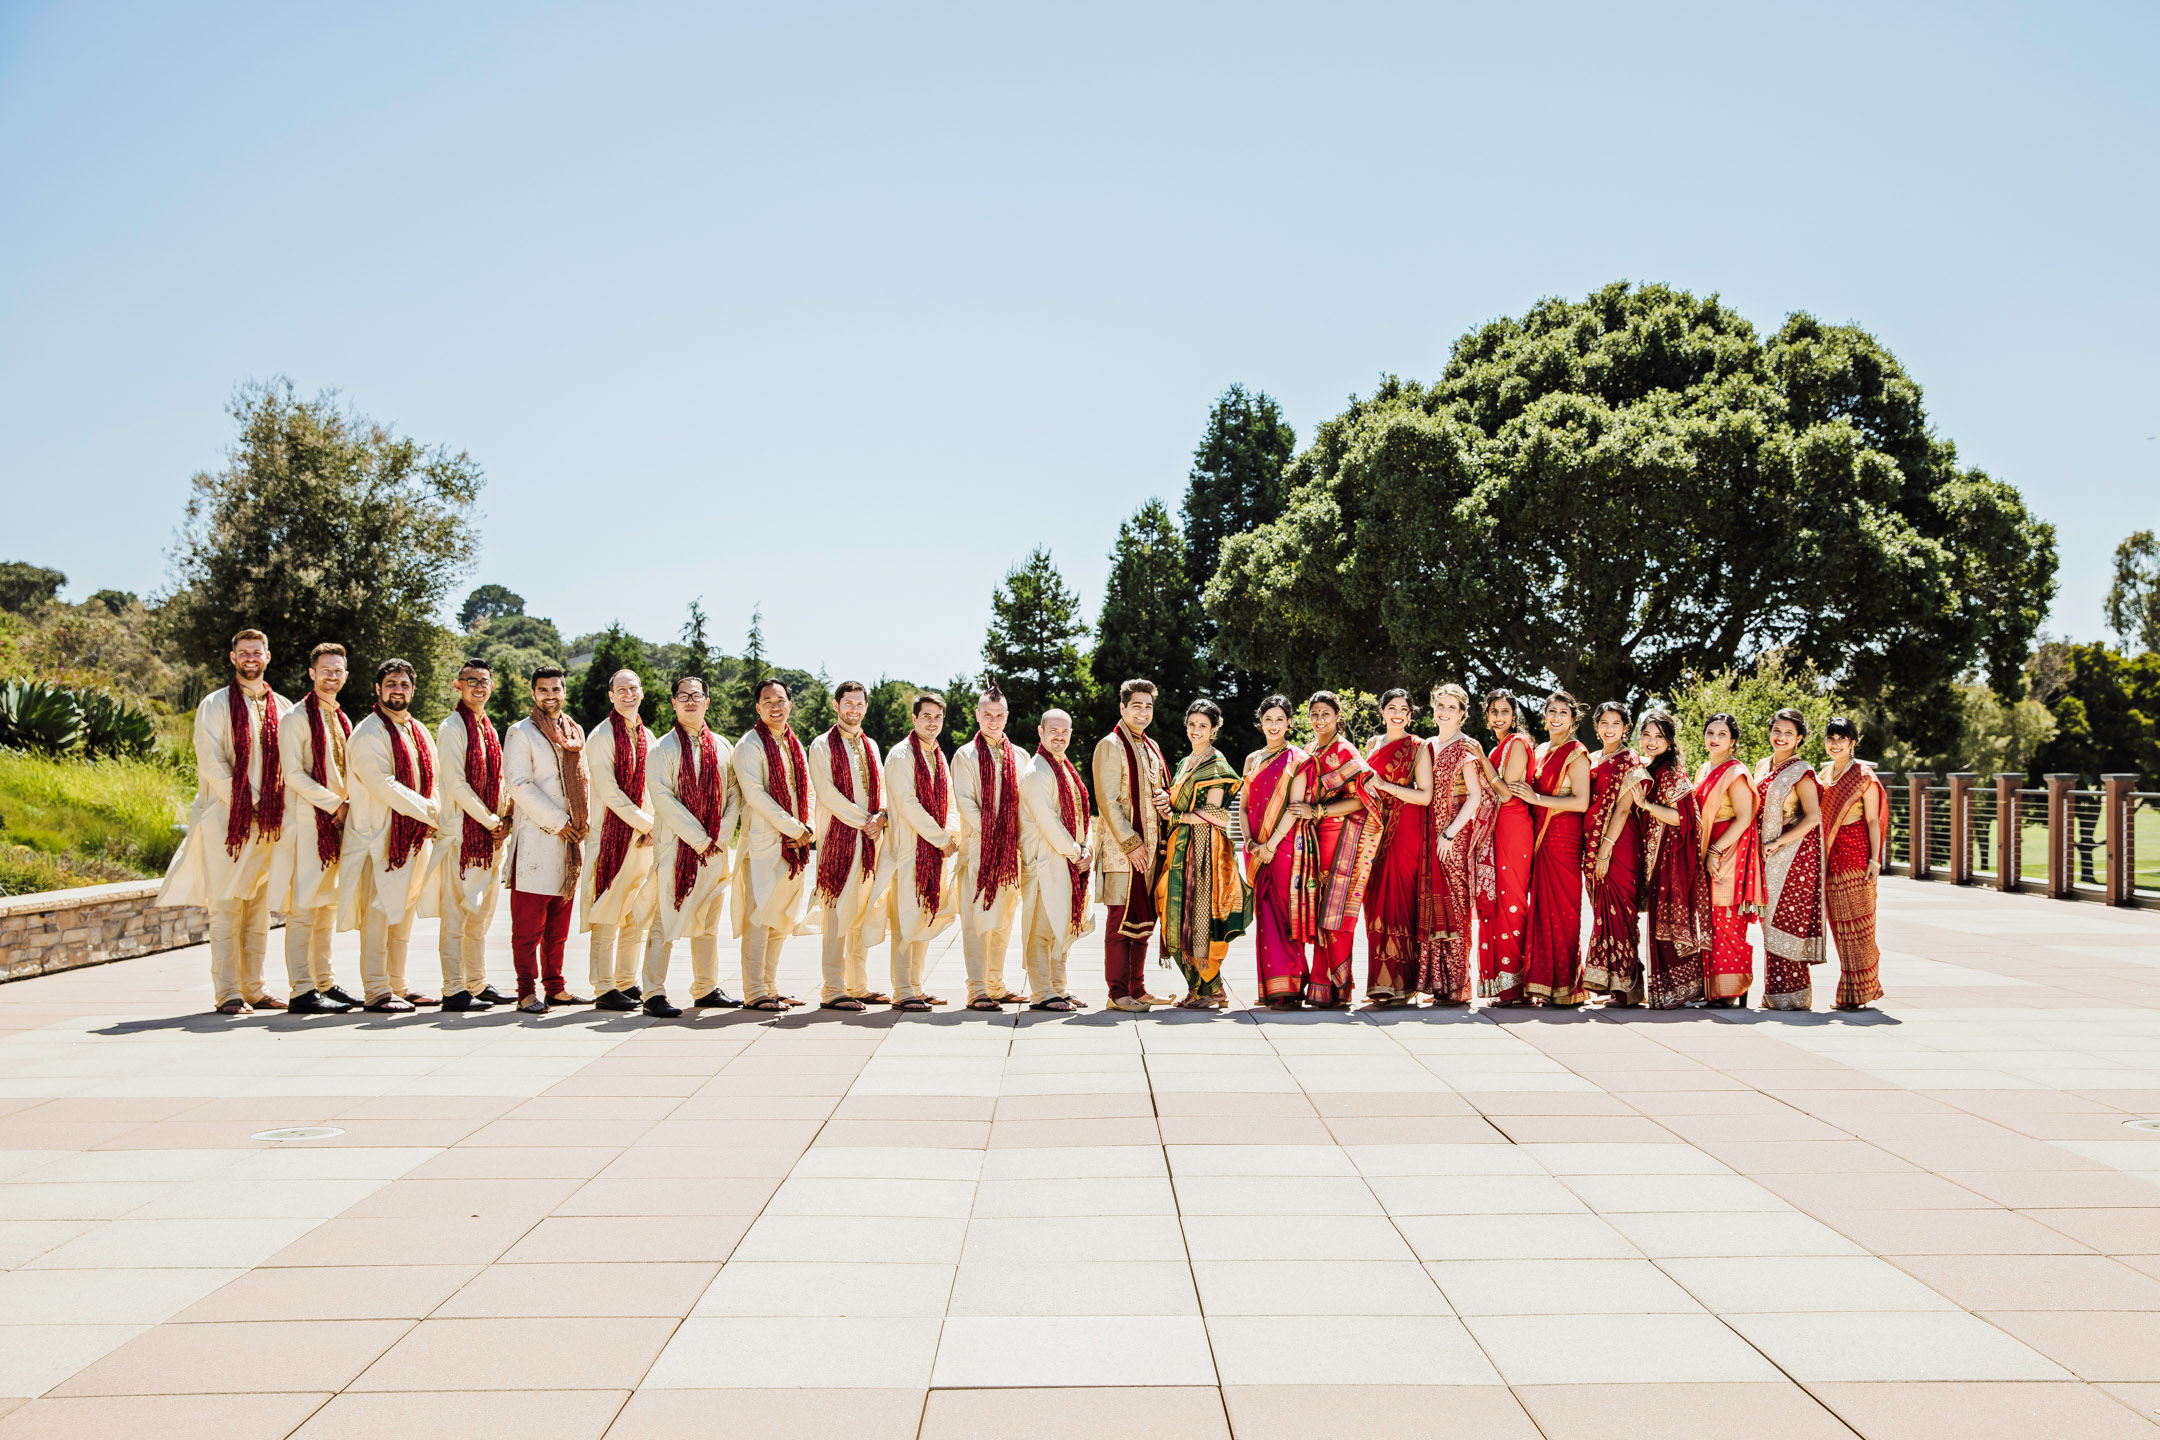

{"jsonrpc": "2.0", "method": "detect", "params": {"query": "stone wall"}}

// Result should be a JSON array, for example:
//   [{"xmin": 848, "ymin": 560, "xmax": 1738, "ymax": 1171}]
[{"xmin": 0, "ymin": 880, "xmax": 210, "ymax": 982}]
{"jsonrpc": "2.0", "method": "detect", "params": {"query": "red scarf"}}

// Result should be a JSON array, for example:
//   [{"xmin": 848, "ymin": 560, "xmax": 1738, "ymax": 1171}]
[
  {"xmin": 757, "ymin": 724, "xmax": 813, "ymax": 879},
  {"xmin": 223, "ymin": 678, "xmax": 285, "ymax": 857},
  {"xmin": 302, "ymin": 691, "xmax": 350, "ymax": 871},
  {"xmin": 1114, "ymin": 724, "xmax": 1167, "ymax": 937},
  {"xmin": 909, "ymin": 731, "xmax": 950, "ymax": 920},
  {"xmin": 373, "ymin": 704, "xmax": 434, "ymax": 871},
  {"xmin": 593, "ymin": 711, "xmax": 649, "ymax": 900},
  {"xmin": 973, "ymin": 735, "xmax": 1022, "ymax": 907},
  {"xmin": 456, "ymin": 704, "xmax": 503, "ymax": 874},
  {"xmin": 815, "ymin": 726, "xmax": 884, "ymax": 904},
  {"xmin": 671, "ymin": 724, "xmax": 723, "ymax": 907},
  {"xmin": 1039, "ymin": 744, "xmax": 1092, "ymax": 933}
]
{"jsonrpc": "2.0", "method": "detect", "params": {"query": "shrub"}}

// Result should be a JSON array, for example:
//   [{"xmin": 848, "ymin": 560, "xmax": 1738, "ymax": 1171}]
[
  {"xmin": 1664, "ymin": 651, "xmax": 1843, "ymax": 768},
  {"xmin": 0, "ymin": 679, "xmax": 156, "ymax": 759}
]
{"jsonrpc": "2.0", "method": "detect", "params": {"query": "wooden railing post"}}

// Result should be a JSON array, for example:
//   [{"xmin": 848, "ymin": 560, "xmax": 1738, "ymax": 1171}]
[
  {"xmin": 1907, "ymin": 773, "xmax": 1934, "ymax": 880},
  {"xmin": 2104, "ymin": 774, "xmax": 2136, "ymax": 906},
  {"xmin": 1994, "ymin": 773, "xmax": 2021, "ymax": 891},
  {"xmin": 1947, "ymin": 773, "xmax": 1976, "ymax": 884},
  {"xmin": 2045, "ymin": 774, "xmax": 2076, "ymax": 899}
]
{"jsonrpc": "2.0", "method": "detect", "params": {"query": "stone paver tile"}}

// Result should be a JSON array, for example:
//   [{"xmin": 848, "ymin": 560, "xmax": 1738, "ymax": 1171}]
[
  {"xmin": 821, "ymin": 1120, "xmax": 993, "ymax": 1148},
  {"xmin": 263, "ymin": 1215, "xmax": 535, "ymax": 1268},
  {"xmin": 0, "ymin": 1393, "xmax": 330, "ymax": 1440},
  {"xmin": 919, "ymin": 1386, "xmax": 1228, "ymax": 1439},
  {"xmin": 0, "ymin": 1266, "xmax": 242, "ymax": 1325},
  {"xmin": 727, "ymin": 1215, "xmax": 966, "ymax": 1264},
  {"xmin": 1486, "ymin": 1116, "xmax": 1681, "ymax": 1145},
  {"xmin": 1512, "ymin": 1381, "xmax": 1857, "ymax": 1439},
  {"xmin": 1660, "ymin": 1256, "xmax": 1958, "ymax": 1313},
  {"xmin": 0, "ymin": 1327, "xmax": 145, "ymax": 1402},
  {"xmin": 1193, "ymin": 1260, "xmax": 1447, "ymax": 1317},
  {"xmin": 1186, "ymin": 1214, "xmax": 1418, "ymax": 1262},
  {"xmin": 960, "ymin": 1215, "xmax": 1188, "ymax": 1263},
  {"xmin": 1757, "ymin": 1171, "xmax": 1995, "ymax": 1211},
  {"xmin": 1429, "ymin": 1259, "xmax": 1703, "ymax": 1316},
  {"xmin": 1467, "ymin": 1313, "xmax": 1780, "ymax": 1384},
  {"xmin": 834, "ymin": 1096, "xmax": 996, "ymax": 1121},
  {"xmin": 1810, "ymin": 1207, "xmax": 2095, "ymax": 1256},
  {"xmin": 292, "ymin": 1390, "xmax": 626, "ymax": 1439},
  {"xmin": 932, "ymin": 1316, "xmax": 1217, "ymax": 1387},
  {"xmin": 1974, "ymin": 1311, "xmax": 2160, "ymax": 1382},
  {"xmin": 597, "ymin": 1147, "xmax": 803, "ymax": 1180},
  {"xmin": 1942, "ymin": 1170, "xmax": 2160, "ymax": 1209},
  {"xmin": 1396, "ymin": 1213, "xmax": 1639, "ymax": 1262},
  {"xmin": 436, "ymin": 1262, "xmax": 717, "ymax": 1318},
  {"xmin": 556, "ymin": 1177, "xmax": 780, "ymax": 1217},
  {"xmin": 405, "ymin": 1147, "xmax": 621, "ymax": 1180},
  {"xmin": 991, "ymin": 1094, "xmax": 1155, "ymax": 1121},
  {"xmin": 175, "ymin": 1264, "xmax": 478, "ymax": 1322},
  {"xmin": 1807, "ymin": 1380, "xmax": 2160, "ymax": 1440},
  {"xmin": 1208, "ymin": 1314, "xmax": 1499, "ymax": 1385},
  {"xmin": 347, "ymin": 1316, "xmax": 675, "ymax": 1391},
  {"xmin": 49, "ymin": 1319, "xmax": 410, "ymax": 1396},
  {"xmin": 340, "ymin": 1176, "xmax": 584, "ymax": 1219},
  {"xmin": 644, "ymin": 1317, "xmax": 941, "ymax": 1388},
  {"xmin": 692, "ymin": 1262, "xmax": 954, "ymax": 1317},
  {"xmin": 1887, "ymin": 1254, "xmax": 2160, "ymax": 1311},
  {"xmin": 602, "ymin": 1388, "xmax": 923, "ymax": 1439},
  {"xmin": 1151, "ymin": 1093, "xmax": 1316, "ymax": 1118},
  {"xmin": 950, "ymin": 1260, "xmax": 1197, "ymax": 1316},
  {"xmin": 1722, "ymin": 1311, "xmax": 2069, "ymax": 1381},
  {"xmin": 1221, "ymin": 1385, "xmax": 1540, "ymax": 1440},
  {"xmin": 1153, "ymin": 1117, "xmax": 1332, "ymax": 1147},
  {"xmin": 500, "ymin": 1215, "xmax": 750, "ymax": 1264},
  {"xmin": 2025, "ymin": 1208, "xmax": 2160, "ymax": 1255}
]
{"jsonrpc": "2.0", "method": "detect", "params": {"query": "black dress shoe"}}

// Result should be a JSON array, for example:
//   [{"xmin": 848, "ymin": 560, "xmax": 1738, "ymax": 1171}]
[
  {"xmin": 322, "ymin": 985, "xmax": 362, "ymax": 1007},
  {"xmin": 287, "ymin": 989, "xmax": 355, "ymax": 1015},
  {"xmin": 642, "ymin": 994, "xmax": 683, "ymax": 1018},
  {"xmin": 440, "ymin": 991, "xmax": 492, "ymax": 1013},
  {"xmin": 622, "ymin": 985, "xmax": 642, "ymax": 1002},
  {"xmin": 694, "ymin": 989, "xmax": 742, "ymax": 1008},
  {"xmin": 477, "ymin": 985, "xmax": 514, "ymax": 1005},
  {"xmin": 594, "ymin": 989, "xmax": 639, "ymax": 1012}
]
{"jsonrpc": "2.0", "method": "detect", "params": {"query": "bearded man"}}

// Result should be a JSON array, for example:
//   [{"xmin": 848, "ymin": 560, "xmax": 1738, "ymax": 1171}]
[
  {"xmin": 952, "ymin": 685, "xmax": 1029, "ymax": 1012},
  {"xmin": 435, "ymin": 659, "xmax": 514, "ymax": 1012},
  {"xmin": 271, "ymin": 642, "xmax": 361, "ymax": 1014},
  {"xmin": 731, "ymin": 678, "xmax": 816, "ymax": 1014},
  {"xmin": 807, "ymin": 680, "xmax": 891, "ymax": 1011},
  {"xmin": 336, "ymin": 658, "xmax": 443, "ymax": 1012},
  {"xmin": 159, "ymin": 628, "xmax": 289, "ymax": 1015},
  {"xmin": 1092, "ymin": 678, "xmax": 1174, "ymax": 1012},
  {"xmin": 582, "ymin": 669, "xmax": 658, "ymax": 1012},
  {"xmin": 1018, "ymin": 707, "xmax": 1094, "ymax": 1012},
  {"xmin": 503, "ymin": 665, "xmax": 593, "ymax": 1014},
  {"xmin": 880, "ymin": 691, "xmax": 957, "ymax": 1012},
  {"xmin": 642, "ymin": 675, "xmax": 739, "ymax": 1017}
]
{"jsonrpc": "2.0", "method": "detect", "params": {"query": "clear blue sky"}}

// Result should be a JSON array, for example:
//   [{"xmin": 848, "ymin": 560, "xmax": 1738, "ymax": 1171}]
[{"xmin": 3, "ymin": 2, "xmax": 2153, "ymax": 686}]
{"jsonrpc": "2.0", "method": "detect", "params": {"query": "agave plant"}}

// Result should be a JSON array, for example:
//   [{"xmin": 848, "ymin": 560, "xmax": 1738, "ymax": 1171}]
[
  {"xmin": 77, "ymin": 689, "xmax": 156, "ymax": 759},
  {"xmin": 0, "ymin": 679, "xmax": 87, "ymax": 756}
]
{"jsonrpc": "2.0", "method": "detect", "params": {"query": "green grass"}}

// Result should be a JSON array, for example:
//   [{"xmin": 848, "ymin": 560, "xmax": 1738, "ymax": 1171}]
[{"xmin": 0, "ymin": 749, "xmax": 189, "ymax": 896}]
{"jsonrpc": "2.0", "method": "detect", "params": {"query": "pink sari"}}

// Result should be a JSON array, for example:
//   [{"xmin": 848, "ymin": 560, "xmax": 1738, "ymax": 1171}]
[
  {"xmin": 1291, "ymin": 737, "xmax": 1378, "ymax": 1006},
  {"xmin": 1243, "ymin": 744, "xmax": 1308, "ymax": 1000}
]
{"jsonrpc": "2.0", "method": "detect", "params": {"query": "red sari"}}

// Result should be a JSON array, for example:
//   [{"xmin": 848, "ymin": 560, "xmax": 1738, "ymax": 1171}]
[
  {"xmin": 1697, "ymin": 758, "xmax": 1764, "ymax": 1002},
  {"xmin": 1820, "ymin": 760, "xmax": 1887, "ymax": 1008},
  {"xmin": 1290, "ymin": 736, "xmax": 1378, "ymax": 1006},
  {"xmin": 1363, "ymin": 734, "xmax": 1441, "ymax": 1000},
  {"xmin": 1641, "ymin": 760, "xmax": 1712, "ymax": 1008},
  {"xmin": 1243, "ymin": 744, "xmax": 1309, "ymax": 1000},
  {"xmin": 1582, "ymin": 747, "xmax": 1647, "ymax": 1001},
  {"xmin": 1757, "ymin": 757, "xmax": 1826, "ymax": 1010},
  {"xmin": 1524, "ymin": 739, "xmax": 1588, "ymax": 1004},
  {"xmin": 1424, "ymin": 735, "xmax": 1489, "ymax": 1004},
  {"xmin": 1476, "ymin": 732, "xmax": 1534, "ymax": 1001}
]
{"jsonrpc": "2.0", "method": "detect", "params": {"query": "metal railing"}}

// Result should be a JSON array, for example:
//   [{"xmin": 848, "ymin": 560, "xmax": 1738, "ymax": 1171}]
[{"xmin": 1882, "ymin": 771, "xmax": 2150, "ymax": 907}]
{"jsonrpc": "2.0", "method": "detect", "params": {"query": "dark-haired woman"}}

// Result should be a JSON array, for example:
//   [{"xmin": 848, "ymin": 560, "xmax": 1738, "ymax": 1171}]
[
  {"xmin": 1695, "ymin": 713, "xmax": 1761, "ymax": 1006},
  {"xmin": 1631, "ymin": 712, "xmax": 1711, "ymax": 1008},
  {"xmin": 1288, "ymin": 691, "xmax": 1379, "ymax": 1008},
  {"xmin": 1425, "ymin": 683, "xmax": 1489, "ymax": 1005},
  {"xmin": 1362, "ymin": 689, "xmax": 1438, "ymax": 1005},
  {"xmin": 1754, "ymin": 708, "xmax": 1825, "ymax": 1011},
  {"xmin": 1818, "ymin": 716, "xmax": 1887, "ymax": 1010},
  {"xmin": 1582, "ymin": 701, "xmax": 1647, "ymax": 1005},
  {"xmin": 1476, "ymin": 690, "xmax": 1535, "ymax": 1003},
  {"xmin": 1158, "ymin": 699, "xmax": 1252, "ymax": 1009},
  {"xmin": 1242, "ymin": 695, "xmax": 1309, "ymax": 1008},
  {"xmin": 1511, "ymin": 692, "xmax": 1591, "ymax": 1005}
]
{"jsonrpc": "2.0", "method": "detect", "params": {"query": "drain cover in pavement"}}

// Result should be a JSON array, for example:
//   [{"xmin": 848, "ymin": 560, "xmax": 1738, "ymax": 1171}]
[
  {"xmin": 250, "ymin": 1126, "xmax": 345, "ymax": 1142},
  {"xmin": 2125, "ymin": 1119, "xmax": 2160, "ymax": 1134}
]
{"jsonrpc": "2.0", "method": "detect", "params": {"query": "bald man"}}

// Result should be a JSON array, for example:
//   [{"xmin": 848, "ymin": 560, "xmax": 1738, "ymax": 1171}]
[{"xmin": 1018, "ymin": 708, "xmax": 1094, "ymax": 1011}]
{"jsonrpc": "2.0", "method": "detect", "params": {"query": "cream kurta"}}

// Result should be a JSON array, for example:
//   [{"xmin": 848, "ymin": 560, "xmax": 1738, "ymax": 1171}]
[
  {"xmin": 158, "ymin": 685, "xmax": 284, "ymax": 910},
  {"xmin": 336, "ymin": 712, "xmax": 443, "ymax": 930},
  {"xmin": 504, "ymin": 715, "xmax": 587, "ymax": 897},
  {"xmin": 808, "ymin": 728, "xmax": 890, "ymax": 936},
  {"xmin": 270, "ymin": 696, "xmax": 348, "ymax": 914},
  {"xmin": 953, "ymin": 735, "xmax": 1025, "ymax": 921},
  {"xmin": 649, "ymin": 727, "xmax": 739, "ymax": 943},
  {"xmin": 1019, "ymin": 752, "xmax": 1094, "ymax": 952},
  {"xmin": 731, "ymin": 729, "xmax": 816, "ymax": 937},
  {"xmin": 581, "ymin": 716, "xmax": 657, "ymax": 930},
  {"xmin": 878, "ymin": 737, "xmax": 958, "ymax": 945},
  {"xmin": 1090, "ymin": 726, "xmax": 1163, "ymax": 907},
  {"xmin": 434, "ymin": 707, "xmax": 508, "ymax": 912}
]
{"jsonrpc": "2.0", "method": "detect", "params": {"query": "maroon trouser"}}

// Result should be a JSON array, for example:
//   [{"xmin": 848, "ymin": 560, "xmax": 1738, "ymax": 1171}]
[
  {"xmin": 509, "ymin": 890, "xmax": 574, "ymax": 998},
  {"xmin": 1103, "ymin": 903, "xmax": 1153, "ymax": 1000}
]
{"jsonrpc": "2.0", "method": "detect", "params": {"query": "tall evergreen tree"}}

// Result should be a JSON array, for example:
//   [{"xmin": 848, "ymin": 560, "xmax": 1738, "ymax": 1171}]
[
  {"xmin": 1180, "ymin": 385, "xmax": 1296, "ymax": 753},
  {"xmin": 571, "ymin": 622, "xmax": 661, "ymax": 730},
  {"xmin": 720, "ymin": 604, "xmax": 771, "ymax": 737},
  {"xmin": 1090, "ymin": 499, "xmax": 1207, "ymax": 739},
  {"xmin": 981, "ymin": 547, "xmax": 1089, "ymax": 734}
]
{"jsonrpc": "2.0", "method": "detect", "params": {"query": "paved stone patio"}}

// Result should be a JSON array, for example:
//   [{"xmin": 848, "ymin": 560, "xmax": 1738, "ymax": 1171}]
[{"xmin": 0, "ymin": 877, "xmax": 2156, "ymax": 1438}]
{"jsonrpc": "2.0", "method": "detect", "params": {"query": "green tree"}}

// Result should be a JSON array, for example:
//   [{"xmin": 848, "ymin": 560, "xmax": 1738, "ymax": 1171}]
[
  {"xmin": 1182, "ymin": 385, "xmax": 1295, "ymax": 749},
  {"xmin": 863, "ymin": 676, "xmax": 920, "ymax": 753},
  {"xmin": 457, "ymin": 584, "xmax": 524, "ymax": 631},
  {"xmin": 461, "ymin": 612, "xmax": 567, "ymax": 727},
  {"xmin": 1091, "ymin": 500, "xmax": 1207, "ymax": 741},
  {"xmin": 1666, "ymin": 650, "xmax": 1842, "ymax": 768},
  {"xmin": 163, "ymin": 379, "xmax": 482, "ymax": 718},
  {"xmin": 2106, "ymin": 531, "xmax": 2160, "ymax": 655},
  {"xmin": 982, "ymin": 547, "xmax": 1089, "ymax": 735},
  {"xmin": 942, "ymin": 672, "xmax": 983, "ymax": 749},
  {"xmin": 571, "ymin": 622, "xmax": 662, "ymax": 730},
  {"xmin": 2028, "ymin": 641, "xmax": 2160, "ymax": 785},
  {"xmin": 718, "ymin": 605, "xmax": 770, "ymax": 738},
  {"xmin": 87, "ymin": 590, "xmax": 137, "ymax": 615},
  {"xmin": 0, "ymin": 562, "xmax": 67, "ymax": 614},
  {"xmin": 1205, "ymin": 283, "xmax": 2058, "ymax": 759}
]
